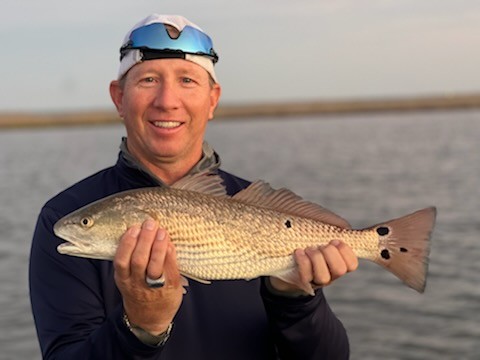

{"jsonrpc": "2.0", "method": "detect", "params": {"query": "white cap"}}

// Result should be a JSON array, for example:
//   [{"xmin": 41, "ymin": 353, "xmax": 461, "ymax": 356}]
[{"xmin": 117, "ymin": 14, "xmax": 218, "ymax": 82}]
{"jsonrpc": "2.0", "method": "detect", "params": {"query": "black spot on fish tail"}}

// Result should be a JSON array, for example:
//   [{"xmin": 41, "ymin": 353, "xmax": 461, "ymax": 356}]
[
  {"xmin": 370, "ymin": 207, "xmax": 436, "ymax": 293},
  {"xmin": 381, "ymin": 249, "xmax": 391, "ymax": 260},
  {"xmin": 376, "ymin": 226, "xmax": 390, "ymax": 236},
  {"xmin": 285, "ymin": 220, "xmax": 292, "ymax": 228}
]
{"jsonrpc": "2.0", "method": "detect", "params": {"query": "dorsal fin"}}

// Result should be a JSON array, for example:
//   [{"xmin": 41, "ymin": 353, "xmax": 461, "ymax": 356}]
[
  {"xmin": 171, "ymin": 171, "xmax": 227, "ymax": 197},
  {"xmin": 232, "ymin": 180, "xmax": 351, "ymax": 229}
]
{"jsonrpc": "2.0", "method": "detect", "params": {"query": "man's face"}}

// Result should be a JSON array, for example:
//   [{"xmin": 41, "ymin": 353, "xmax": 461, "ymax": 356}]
[{"xmin": 110, "ymin": 58, "xmax": 221, "ymax": 174}]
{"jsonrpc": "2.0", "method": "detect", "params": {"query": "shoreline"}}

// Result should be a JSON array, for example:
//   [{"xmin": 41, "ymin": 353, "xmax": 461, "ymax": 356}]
[{"xmin": 1, "ymin": 93, "xmax": 480, "ymax": 129}]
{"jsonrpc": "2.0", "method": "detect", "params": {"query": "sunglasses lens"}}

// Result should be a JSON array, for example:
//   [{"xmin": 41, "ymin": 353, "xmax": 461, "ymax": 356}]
[{"xmin": 124, "ymin": 23, "xmax": 217, "ymax": 62}]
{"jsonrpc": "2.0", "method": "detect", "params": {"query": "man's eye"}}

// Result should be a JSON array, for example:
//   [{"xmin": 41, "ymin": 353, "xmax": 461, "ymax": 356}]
[
  {"xmin": 182, "ymin": 77, "xmax": 193, "ymax": 83},
  {"xmin": 141, "ymin": 77, "xmax": 155, "ymax": 83}
]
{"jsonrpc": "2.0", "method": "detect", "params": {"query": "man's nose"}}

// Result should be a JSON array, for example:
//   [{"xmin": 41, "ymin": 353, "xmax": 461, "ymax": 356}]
[{"xmin": 153, "ymin": 81, "xmax": 181, "ymax": 109}]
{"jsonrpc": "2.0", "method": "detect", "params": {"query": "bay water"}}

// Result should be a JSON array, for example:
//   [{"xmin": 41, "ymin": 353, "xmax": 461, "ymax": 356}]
[{"xmin": 0, "ymin": 109, "xmax": 478, "ymax": 359}]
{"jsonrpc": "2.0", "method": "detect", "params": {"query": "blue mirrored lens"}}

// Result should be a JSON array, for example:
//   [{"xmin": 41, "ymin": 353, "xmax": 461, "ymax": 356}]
[{"xmin": 122, "ymin": 23, "xmax": 218, "ymax": 62}]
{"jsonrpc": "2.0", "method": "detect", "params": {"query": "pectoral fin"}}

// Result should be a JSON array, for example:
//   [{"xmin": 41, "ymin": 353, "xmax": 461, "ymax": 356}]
[
  {"xmin": 180, "ymin": 272, "xmax": 212, "ymax": 285},
  {"xmin": 271, "ymin": 268, "xmax": 315, "ymax": 296}
]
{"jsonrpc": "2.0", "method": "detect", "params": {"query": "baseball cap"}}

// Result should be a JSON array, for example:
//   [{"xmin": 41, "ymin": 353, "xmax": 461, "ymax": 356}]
[{"xmin": 117, "ymin": 14, "xmax": 218, "ymax": 82}]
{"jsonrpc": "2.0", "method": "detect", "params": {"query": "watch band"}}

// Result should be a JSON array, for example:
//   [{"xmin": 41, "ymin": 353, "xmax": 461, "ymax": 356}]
[{"xmin": 123, "ymin": 312, "xmax": 173, "ymax": 347}]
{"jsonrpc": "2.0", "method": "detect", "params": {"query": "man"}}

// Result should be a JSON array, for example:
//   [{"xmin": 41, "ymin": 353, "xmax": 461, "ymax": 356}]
[{"xmin": 30, "ymin": 14, "xmax": 358, "ymax": 359}]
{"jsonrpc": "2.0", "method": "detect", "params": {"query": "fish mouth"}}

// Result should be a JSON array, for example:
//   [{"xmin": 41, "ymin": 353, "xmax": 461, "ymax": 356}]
[
  {"xmin": 54, "ymin": 221, "xmax": 116, "ymax": 260},
  {"xmin": 57, "ymin": 241, "xmax": 80, "ymax": 254},
  {"xmin": 53, "ymin": 220, "xmax": 83, "ymax": 255},
  {"xmin": 55, "ymin": 231, "xmax": 83, "ymax": 255},
  {"xmin": 56, "ymin": 242, "xmax": 110, "ymax": 260}
]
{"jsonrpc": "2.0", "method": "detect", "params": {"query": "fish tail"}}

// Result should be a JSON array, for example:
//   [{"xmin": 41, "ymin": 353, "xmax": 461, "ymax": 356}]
[{"xmin": 370, "ymin": 207, "xmax": 436, "ymax": 293}]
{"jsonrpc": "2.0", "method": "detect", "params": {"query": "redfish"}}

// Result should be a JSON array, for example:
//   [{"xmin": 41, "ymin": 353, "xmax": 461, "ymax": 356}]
[{"xmin": 54, "ymin": 171, "xmax": 436, "ymax": 294}]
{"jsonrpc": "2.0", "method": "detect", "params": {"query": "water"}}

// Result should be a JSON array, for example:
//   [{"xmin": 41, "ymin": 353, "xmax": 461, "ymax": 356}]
[{"xmin": 1, "ymin": 110, "xmax": 479, "ymax": 359}]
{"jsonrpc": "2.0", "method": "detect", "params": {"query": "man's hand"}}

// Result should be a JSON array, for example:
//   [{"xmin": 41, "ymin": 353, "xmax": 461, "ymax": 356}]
[
  {"xmin": 269, "ymin": 240, "xmax": 358, "ymax": 294},
  {"xmin": 114, "ymin": 219, "xmax": 183, "ymax": 335}
]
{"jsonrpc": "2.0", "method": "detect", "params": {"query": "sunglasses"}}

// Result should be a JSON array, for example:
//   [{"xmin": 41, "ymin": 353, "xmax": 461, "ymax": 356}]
[{"xmin": 120, "ymin": 23, "xmax": 218, "ymax": 63}]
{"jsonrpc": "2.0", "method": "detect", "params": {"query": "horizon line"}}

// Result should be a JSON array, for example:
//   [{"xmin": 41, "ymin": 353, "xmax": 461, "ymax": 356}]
[{"xmin": 1, "ymin": 92, "xmax": 479, "ymax": 129}]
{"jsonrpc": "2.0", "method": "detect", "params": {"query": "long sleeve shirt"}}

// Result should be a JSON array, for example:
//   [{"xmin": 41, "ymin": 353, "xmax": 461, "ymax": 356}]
[{"xmin": 29, "ymin": 145, "xmax": 349, "ymax": 359}]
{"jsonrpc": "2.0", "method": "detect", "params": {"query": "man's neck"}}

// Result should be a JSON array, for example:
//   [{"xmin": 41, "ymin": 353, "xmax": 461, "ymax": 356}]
[
  {"xmin": 120, "ymin": 138, "xmax": 221, "ymax": 186},
  {"xmin": 141, "ymin": 160, "xmax": 197, "ymax": 186}
]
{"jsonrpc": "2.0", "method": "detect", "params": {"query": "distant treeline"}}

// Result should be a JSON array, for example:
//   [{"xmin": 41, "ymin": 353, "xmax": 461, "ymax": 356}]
[{"xmin": 1, "ymin": 93, "xmax": 480, "ymax": 129}]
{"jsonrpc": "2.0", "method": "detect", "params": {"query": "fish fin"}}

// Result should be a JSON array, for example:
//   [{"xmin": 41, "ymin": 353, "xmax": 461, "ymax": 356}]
[
  {"xmin": 370, "ymin": 207, "xmax": 436, "ymax": 293},
  {"xmin": 271, "ymin": 268, "xmax": 315, "ymax": 296},
  {"xmin": 180, "ymin": 271, "xmax": 212, "ymax": 285},
  {"xmin": 172, "ymin": 171, "xmax": 227, "ymax": 197},
  {"xmin": 180, "ymin": 276, "xmax": 190, "ymax": 294},
  {"xmin": 232, "ymin": 180, "xmax": 351, "ymax": 229},
  {"xmin": 181, "ymin": 276, "xmax": 190, "ymax": 287}
]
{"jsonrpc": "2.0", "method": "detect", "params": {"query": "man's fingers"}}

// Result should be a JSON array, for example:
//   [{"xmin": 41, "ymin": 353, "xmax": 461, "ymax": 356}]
[
  {"xmin": 305, "ymin": 246, "xmax": 331, "ymax": 286},
  {"xmin": 129, "ymin": 219, "xmax": 158, "ymax": 279},
  {"xmin": 114, "ymin": 226, "xmax": 140, "ymax": 281},
  {"xmin": 295, "ymin": 241, "xmax": 358, "ymax": 290},
  {"xmin": 145, "ymin": 228, "xmax": 168, "ymax": 280},
  {"xmin": 320, "ymin": 243, "xmax": 348, "ymax": 280},
  {"xmin": 331, "ymin": 240, "xmax": 359, "ymax": 272},
  {"xmin": 114, "ymin": 220, "xmax": 178, "ymax": 292},
  {"xmin": 294, "ymin": 249, "xmax": 311, "ymax": 285},
  {"xmin": 163, "ymin": 244, "xmax": 181, "ymax": 288}
]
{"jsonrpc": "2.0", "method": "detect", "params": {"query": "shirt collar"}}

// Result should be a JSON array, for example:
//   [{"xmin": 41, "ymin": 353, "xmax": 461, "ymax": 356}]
[{"xmin": 119, "ymin": 137, "xmax": 221, "ymax": 186}]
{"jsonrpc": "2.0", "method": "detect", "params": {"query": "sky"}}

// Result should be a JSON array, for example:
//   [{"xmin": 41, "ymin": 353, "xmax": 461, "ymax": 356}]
[{"xmin": 1, "ymin": 0, "xmax": 480, "ymax": 112}]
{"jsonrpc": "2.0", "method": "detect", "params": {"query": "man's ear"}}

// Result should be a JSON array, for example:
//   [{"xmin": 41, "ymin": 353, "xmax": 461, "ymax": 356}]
[
  {"xmin": 208, "ymin": 83, "xmax": 222, "ymax": 120},
  {"xmin": 109, "ymin": 80, "xmax": 125, "ymax": 118}
]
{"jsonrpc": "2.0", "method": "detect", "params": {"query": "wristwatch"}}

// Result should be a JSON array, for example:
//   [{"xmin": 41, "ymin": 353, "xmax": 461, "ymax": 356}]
[{"xmin": 123, "ymin": 312, "xmax": 173, "ymax": 347}]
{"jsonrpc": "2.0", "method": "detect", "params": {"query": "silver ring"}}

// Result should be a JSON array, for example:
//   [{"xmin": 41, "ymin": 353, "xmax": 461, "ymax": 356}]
[{"xmin": 146, "ymin": 274, "xmax": 165, "ymax": 288}]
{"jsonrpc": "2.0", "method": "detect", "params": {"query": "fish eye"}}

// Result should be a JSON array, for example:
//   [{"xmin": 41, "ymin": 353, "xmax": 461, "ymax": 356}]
[{"xmin": 80, "ymin": 217, "xmax": 94, "ymax": 228}]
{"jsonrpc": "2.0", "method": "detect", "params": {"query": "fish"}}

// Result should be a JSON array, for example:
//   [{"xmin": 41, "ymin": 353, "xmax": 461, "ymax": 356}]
[{"xmin": 54, "ymin": 171, "xmax": 436, "ymax": 294}]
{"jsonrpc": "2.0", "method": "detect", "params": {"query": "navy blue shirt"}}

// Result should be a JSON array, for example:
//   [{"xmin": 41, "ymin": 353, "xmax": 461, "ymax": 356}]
[{"xmin": 29, "ymin": 151, "xmax": 349, "ymax": 359}]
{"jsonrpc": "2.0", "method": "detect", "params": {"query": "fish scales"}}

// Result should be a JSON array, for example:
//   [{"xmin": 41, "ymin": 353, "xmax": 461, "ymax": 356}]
[
  {"xmin": 150, "ymin": 189, "xmax": 372, "ymax": 280},
  {"xmin": 54, "ymin": 172, "xmax": 436, "ymax": 293}
]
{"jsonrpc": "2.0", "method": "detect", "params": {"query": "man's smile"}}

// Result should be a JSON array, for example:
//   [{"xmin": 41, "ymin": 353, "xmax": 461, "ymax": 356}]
[{"xmin": 152, "ymin": 120, "xmax": 183, "ymax": 129}]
